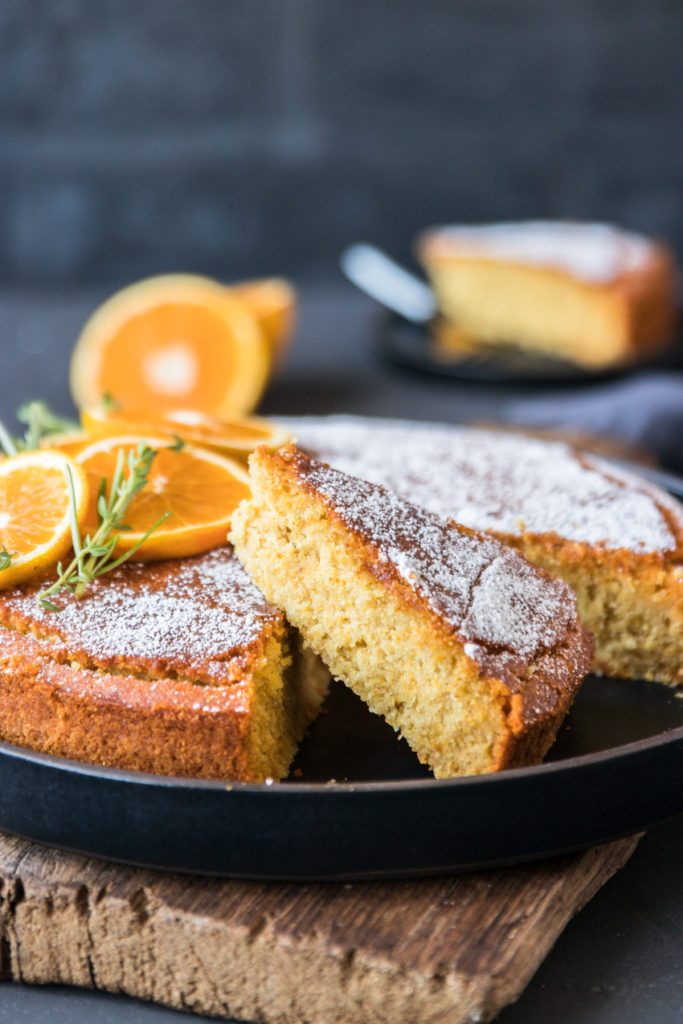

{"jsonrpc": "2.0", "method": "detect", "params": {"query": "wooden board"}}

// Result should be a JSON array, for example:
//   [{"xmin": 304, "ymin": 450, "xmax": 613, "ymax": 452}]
[{"xmin": 0, "ymin": 831, "xmax": 639, "ymax": 1024}]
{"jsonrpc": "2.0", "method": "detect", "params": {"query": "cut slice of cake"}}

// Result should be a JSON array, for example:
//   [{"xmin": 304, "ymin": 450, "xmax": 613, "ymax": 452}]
[
  {"xmin": 231, "ymin": 445, "xmax": 593, "ymax": 778},
  {"xmin": 417, "ymin": 220, "xmax": 677, "ymax": 368},
  {"xmin": 286, "ymin": 416, "xmax": 683, "ymax": 687},
  {"xmin": 0, "ymin": 547, "xmax": 328, "ymax": 781}
]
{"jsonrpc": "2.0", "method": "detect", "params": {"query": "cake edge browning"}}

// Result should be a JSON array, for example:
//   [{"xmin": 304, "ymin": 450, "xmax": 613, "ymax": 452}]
[
  {"xmin": 0, "ymin": 624, "xmax": 328, "ymax": 781},
  {"xmin": 231, "ymin": 444, "xmax": 593, "ymax": 778},
  {"xmin": 0, "ymin": 548, "xmax": 330, "ymax": 782}
]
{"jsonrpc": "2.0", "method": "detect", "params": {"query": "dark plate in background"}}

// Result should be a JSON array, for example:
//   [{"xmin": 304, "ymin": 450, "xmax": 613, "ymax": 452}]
[
  {"xmin": 376, "ymin": 311, "xmax": 683, "ymax": 385},
  {"xmin": 0, "ymin": 674, "xmax": 682, "ymax": 881}
]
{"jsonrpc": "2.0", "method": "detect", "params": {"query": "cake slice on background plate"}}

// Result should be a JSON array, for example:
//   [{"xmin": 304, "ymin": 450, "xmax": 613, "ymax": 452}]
[
  {"xmin": 417, "ymin": 220, "xmax": 677, "ymax": 368},
  {"xmin": 231, "ymin": 444, "xmax": 593, "ymax": 778}
]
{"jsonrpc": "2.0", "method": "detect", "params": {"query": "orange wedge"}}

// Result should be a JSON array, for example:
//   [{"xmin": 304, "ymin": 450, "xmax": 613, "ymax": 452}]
[
  {"xmin": 230, "ymin": 277, "xmax": 296, "ymax": 367},
  {"xmin": 80, "ymin": 405, "xmax": 291, "ymax": 462},
  {"xmin": 69, "ymin": 274, "xmax": 271, "ymax": 419},
  {"xmin": 0, "ymin": 451, "xmax": 89, "ymax": 588},
  {"xmin": 74, "ymin": 436, "xmax": 251, "ymax": 561}
]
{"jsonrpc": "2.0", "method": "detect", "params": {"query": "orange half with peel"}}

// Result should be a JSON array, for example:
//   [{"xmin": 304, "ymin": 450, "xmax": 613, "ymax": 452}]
[
  {"xmin": 80, "ymin": 405, "xmax": 291, "ymax": 462},
  {"xmin": 230, "ymin": 277, "xmax": 297, "ymax": 367},
  {"xmin": 69, "ymin": 274, "xmax": 271, "ymax": 418},
  {"xmin": 0, "ymin": 451, "xmax": 89, "ymax": 589},
  {"xmin": 74, "ymin": 435, "xmax": 252, "ymax": 561}
]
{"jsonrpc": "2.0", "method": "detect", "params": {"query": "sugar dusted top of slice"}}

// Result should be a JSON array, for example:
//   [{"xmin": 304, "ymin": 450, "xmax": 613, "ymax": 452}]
[
  {"xmin": 0, "ymin": 547, "xmax": 282, "ymax": 686},
  {"xmin": 288, "ymin": 447, "xmax": 580, "ymax": 679},
  {"xmin": 422, "ymin": 220, "xmax": 656, "ymax": 283},
  {"xmin": 282, "ymin": 415, "xmax": 680, "ymax": 556}
]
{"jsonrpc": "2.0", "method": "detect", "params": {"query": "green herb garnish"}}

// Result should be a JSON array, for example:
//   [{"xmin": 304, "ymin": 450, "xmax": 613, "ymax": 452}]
[
  {"xmin": 0, "ymin": 544, "xmax": 16, "ymax": 571},
  {"xmin": 17, "ymin": 401, "xmax": 79, "ymax": 451},
  {"xmin": 38, "ymin": 440, "xmax": 171, "ymax": 611},
  {"xmin": 0, "ymin": 420, "xmax": 18, "ymax": 458},
  {"xmin": 100, "ymin": 392, "xmax": 121, "ymax": 413},
  {"xmin": 0, "ymin": 401, "xmax": 79, "ymax": 457}
]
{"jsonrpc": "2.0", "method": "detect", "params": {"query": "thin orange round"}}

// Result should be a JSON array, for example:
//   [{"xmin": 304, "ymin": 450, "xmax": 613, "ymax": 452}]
[
  {"xmin": 80, "ymin": 406, "xmax": 291, "ymax": 461},
  {"xmin": 74, "ymin": 435, "xmax": 252, "ymax": 561},
  {"xmin": 0, "ymin": 451, "xmax": 89, "ymax": 588}
]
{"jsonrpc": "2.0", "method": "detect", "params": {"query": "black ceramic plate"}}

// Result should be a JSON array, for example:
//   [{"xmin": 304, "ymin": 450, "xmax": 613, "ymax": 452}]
[
  {"xmin": 377, "ymin": 311, "xmax": 683, "ymax": 385},
  {"xmin": 0, "ymin": 673, "xmax": 682, "ymax": 880},
  {"xmin": 2, "ymin": 464, "xmax": 683, "ymax": 881}
]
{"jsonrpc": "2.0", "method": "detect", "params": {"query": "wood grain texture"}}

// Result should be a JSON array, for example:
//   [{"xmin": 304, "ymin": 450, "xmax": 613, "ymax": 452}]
[{"xmin": 0, "ymin": 831, "xmax": 639, "ymax": 1024}]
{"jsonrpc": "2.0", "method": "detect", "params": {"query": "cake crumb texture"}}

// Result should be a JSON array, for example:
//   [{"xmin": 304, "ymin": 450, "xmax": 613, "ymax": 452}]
[
  {"xmin": 231, "ymin": 444, "xmax": 592, "ymax": 778},
  {"xmin": 285, "ymin": 416, "xmax": 683, "ymax": 686}
]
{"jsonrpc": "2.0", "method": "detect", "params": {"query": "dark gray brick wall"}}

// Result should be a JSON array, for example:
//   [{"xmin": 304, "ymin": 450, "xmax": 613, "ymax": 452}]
[{"xmin": 1, "ymin": 0, "xmax": 681, "ymax": 285}]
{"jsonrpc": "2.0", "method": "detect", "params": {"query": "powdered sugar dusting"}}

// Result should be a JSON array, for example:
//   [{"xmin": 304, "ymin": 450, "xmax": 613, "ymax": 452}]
[
  {"xmin": 0, "ymin": 547, "xmax": 281, "ymax": 684},
  {"xmin": 299, "ymin": 455, "xmax": 577, "ymax": 664},
  {"xmin": 283, "ymin": 416, "xmax": 678, "ymax": 554},
  {"xmin": 426, "ymin": 221, "xmax": 654, "ymax": 283}
]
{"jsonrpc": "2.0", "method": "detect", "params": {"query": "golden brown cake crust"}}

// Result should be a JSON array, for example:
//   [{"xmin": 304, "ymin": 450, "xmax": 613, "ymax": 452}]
[
  {"xmin": 0, "ymin": 546, "xmax": 281, "ymax": 686},
  {"xmin": 234, "ymin": 445, "xmax": 593, "ymax": 774},
  {"xmin": 0, "ymin": 628, "xmax": 253, "ymax": 779},
  {"xmin": 0, "ymin": 547, "xmax": 317, "ymax": 781}
]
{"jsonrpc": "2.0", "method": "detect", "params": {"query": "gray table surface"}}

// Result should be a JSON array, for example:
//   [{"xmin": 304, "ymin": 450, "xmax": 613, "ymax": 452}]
[{"xmin": 0, "ymin": 282, "xmax": 682, "ymax": 1023}]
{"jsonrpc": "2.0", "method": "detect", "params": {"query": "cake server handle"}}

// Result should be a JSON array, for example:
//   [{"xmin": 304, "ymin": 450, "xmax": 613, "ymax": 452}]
[{"xmin": 340, "ymin": 243, "xmax": 437, "ymax": 324}]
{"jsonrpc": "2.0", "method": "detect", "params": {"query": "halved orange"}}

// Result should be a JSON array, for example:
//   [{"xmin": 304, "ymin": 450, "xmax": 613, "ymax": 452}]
[
  {"xmin": 0, "ymin": 451, "xmax": 89, "ymax": 589},
  {"xmin": 69, "ymin": 274, "xmax": 271, "ymax": 419},
  {"xmin": 74, "ymin": 435, "xmax": 252, "ymax": 561},
  {"xmin": 80, "ymin": 405, "xmax": 291, "ymax": 462},
  {"xmin": 230, "ymin": 277, "xmax": 296, "ymax": 367}
]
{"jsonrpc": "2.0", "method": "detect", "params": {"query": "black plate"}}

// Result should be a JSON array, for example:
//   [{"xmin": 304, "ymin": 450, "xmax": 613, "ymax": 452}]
[
  {"xmin": 377, "ymin": 311, "xmax": 683, "ymax": 385},
  {"xmin": 1, "ymin": 674, "xmax": 682, "ymax": 880},
  {"xmin": 2, "ymin": 463, "xmax": 683, "ymax": 880}
]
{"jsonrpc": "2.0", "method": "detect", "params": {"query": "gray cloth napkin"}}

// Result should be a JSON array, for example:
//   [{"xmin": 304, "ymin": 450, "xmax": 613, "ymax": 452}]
[{"xmin": 504, "ymin": 372, "xmax": 683, "ymax": 473}]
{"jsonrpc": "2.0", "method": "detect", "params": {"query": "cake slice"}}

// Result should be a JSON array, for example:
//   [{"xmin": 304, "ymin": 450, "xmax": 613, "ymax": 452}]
[
  {"xmin": 417, "ymin": 220, "xmax": 677, "ymax": 368},
  {"xmin": 0, "ymin": 547, "xmax": 328, "ymax": 781},
  {"xmin": 286, "ymin": 415, "xmax": 683, "ymax": 687},
  {"xmin": 231, "ymin": 445, "xmax": 593, "ymax": 778}
]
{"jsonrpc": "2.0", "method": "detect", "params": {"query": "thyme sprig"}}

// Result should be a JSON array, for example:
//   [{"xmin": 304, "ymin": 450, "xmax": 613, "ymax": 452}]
[
  {"xmin": 0, "ymin": 544, "xmax": 16, "ymax": 571},
  {"xmin": 17, "ymin": 401, "xmax": 79, "ymax": 451},
  {"xmin": 38, "ymin": 441, "xmax": 171, "ymax": 611},
  {"xmin": 0, "ymin": 401, "xmax": 79, "ymax": 457},
  {"xmin": 0, "ymin": 420, "xmax": 18, "ymax": 458}
]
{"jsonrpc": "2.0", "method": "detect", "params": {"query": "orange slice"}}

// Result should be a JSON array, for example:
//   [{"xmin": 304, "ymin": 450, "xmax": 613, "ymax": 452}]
[
  {"xmin": 69, "ymin": 274, "xmax": 271, "ymax": 418},
  {"xmin": 230, "ymin": 277, "xmax": 296, "ymax": 367},
  {"xmin": 40, "ymin": 430, "xmax": 92, "ymax": 458},
  {"xmin": 80, "ymin": 405, "xmax": 291, "ymax": 462},
  {"xmin": 74, "ymin": 435, "xmax": 252, "ymax": 561},
  {"xmin": 0, "ymin": 451, "xmax": 89, "ymax": 589}
]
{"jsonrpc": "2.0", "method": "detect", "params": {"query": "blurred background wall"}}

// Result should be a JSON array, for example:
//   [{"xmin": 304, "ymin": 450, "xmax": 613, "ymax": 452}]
[{"xmin": 2, "ymin": 0, "xmax": 681, "ymax": 288}]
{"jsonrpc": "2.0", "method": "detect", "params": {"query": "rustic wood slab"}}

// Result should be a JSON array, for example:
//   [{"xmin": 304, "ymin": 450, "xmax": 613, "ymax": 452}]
[{"xmin": 0, "ymin": 831, "xmax": 639, "ymax": 1024}]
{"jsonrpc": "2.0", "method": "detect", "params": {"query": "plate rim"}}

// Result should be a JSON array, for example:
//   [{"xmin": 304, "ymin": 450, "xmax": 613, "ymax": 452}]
[{"xmin": 1, "ymin": 717, "xmax": 682, "ymax": 795}]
